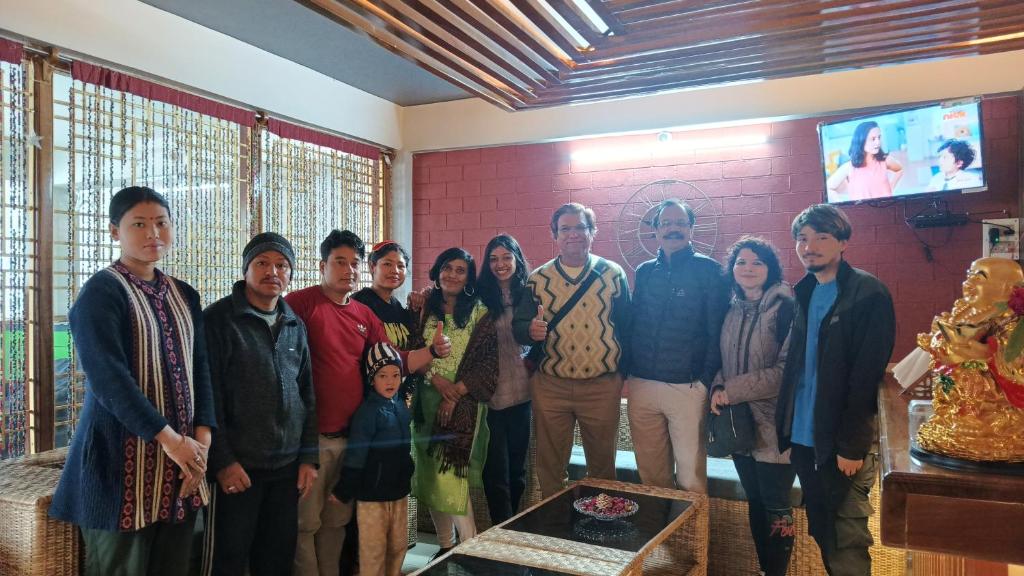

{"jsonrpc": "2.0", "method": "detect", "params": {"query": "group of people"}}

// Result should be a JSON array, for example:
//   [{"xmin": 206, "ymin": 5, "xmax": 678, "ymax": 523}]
[{"xmin": 48, "ymin": 184, "xmax": 895, "ymax": 576}]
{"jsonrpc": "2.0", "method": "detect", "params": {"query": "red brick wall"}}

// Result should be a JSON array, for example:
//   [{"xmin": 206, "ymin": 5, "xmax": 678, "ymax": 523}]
[{"xmin": 412, "ymin": 96, "xmax": 1021, "ymax": 359}]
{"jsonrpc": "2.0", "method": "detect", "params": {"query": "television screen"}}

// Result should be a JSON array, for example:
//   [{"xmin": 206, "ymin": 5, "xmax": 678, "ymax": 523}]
[{"xmin": 819, "ymin": 99, "xmax": 986, "ymax": 204}]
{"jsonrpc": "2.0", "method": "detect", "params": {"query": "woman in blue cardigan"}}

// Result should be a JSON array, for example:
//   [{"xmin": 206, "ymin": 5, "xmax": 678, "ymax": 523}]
[{"xmin": 50, "ymin": 186, "xmax": 216, "ymax": 576}]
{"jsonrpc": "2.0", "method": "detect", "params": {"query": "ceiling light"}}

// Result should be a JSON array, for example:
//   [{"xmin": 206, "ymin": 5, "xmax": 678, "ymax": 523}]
[{"xmin": 570, "ymin": 132, "xmax": 769, "ymax": 164}]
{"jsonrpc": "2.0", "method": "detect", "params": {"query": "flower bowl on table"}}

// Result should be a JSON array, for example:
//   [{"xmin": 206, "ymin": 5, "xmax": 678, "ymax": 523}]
[{"xmin": 573, "ymin": 493, "xmax": 639, "ymax": 521}]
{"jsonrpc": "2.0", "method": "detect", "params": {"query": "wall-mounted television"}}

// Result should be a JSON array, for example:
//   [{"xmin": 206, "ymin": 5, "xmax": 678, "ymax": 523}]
[{"xmin": 818, "ymin": 99, "xmax": 986, "ymax": 205}]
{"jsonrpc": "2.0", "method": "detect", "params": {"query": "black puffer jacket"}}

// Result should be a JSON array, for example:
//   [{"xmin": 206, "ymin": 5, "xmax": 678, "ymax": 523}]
[
  {"xmin": 629, "ymin": 246, "xmax": 730, "ymax": 386},
  {"xmin": 775, "ymin": 261, "xmax": 895, "ymax": 465}
]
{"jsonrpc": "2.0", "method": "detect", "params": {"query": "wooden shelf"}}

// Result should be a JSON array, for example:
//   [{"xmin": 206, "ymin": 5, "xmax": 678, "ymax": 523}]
[{"xmin": 878, "ymin": 374, "xmax": 1024, "ymax": 565}]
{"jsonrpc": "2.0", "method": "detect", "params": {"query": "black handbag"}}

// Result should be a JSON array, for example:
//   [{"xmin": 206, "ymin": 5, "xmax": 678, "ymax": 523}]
[{"xmin": 706, "ymin": 402, "xmax": 756, "ymax": 458}]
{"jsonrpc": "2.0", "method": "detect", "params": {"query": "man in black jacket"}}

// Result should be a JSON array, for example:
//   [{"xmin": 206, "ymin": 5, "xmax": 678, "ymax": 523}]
[
  {"xmin": 628, "ymin": 199, "xmax": 729, "ymax": 493},
  {"xmin": 204, "ymin": 232, "xmax": 319, "ymax": 576},
  {"xmin": 775, "ymin": 205, "xmax": 894, "ymax": 576}
]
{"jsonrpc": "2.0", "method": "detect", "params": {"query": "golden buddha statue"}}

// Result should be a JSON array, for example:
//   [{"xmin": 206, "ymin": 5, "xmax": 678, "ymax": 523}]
[{"xmin": 916, "ymin": 257, "xmax": 1024, "ymax": 462}]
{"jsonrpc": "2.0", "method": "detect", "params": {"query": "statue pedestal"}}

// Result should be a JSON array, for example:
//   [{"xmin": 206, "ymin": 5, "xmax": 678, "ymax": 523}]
[{"xmin": 879, "ymin": 374, "xmax": 1024, "ymax": 564}]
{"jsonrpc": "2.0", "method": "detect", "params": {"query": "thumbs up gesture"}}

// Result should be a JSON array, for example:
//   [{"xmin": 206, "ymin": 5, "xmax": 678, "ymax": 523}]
[
  {"xmin": 529, "ymin": 305, "xmax": 548, "ymax": 342},
  {"xmin": 431, "ymin": 320, "xmax": 451, "ymax": 358}
]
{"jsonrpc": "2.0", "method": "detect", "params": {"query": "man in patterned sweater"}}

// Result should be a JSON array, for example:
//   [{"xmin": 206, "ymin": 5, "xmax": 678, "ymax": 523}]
[{"xmin": 513, "ymin": 202, "xmax": 631, "ymax": 498}]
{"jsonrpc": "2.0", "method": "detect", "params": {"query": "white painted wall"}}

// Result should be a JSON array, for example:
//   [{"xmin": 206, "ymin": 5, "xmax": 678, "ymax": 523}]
[{"xmin": 0, "ymin": 0, "xmax": 403, "ymax": 149}]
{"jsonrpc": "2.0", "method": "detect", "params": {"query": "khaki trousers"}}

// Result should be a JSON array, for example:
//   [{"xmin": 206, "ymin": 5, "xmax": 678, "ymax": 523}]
[
  {"xmin": 356, "ymin": 498, "xmax": 408, "ymax": 576},
  {"xmin": 531, "ymin": 371, "xmax": 623, "ymax": 498},
  {"xmin": 627, "ymin": 377, "xmax": 708, "ymax": 493},
  {"xmin": 294, "ymin": 435, "xmax": 354, "ymax": 576}
]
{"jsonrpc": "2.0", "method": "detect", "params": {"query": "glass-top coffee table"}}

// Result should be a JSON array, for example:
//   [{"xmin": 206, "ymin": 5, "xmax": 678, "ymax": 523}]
[{"xmin": 434, "ymin": 478, "xmax": 708, "ymax": 576}]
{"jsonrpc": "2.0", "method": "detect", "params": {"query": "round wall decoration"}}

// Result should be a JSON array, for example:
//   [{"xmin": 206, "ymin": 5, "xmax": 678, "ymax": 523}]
[{"xmin": 615, "ymin": 179, "xmax": 720, "ymax": 271}]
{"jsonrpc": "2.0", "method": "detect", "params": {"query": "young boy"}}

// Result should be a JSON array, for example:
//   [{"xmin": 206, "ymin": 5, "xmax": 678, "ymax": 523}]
[{"xmin": 332, "ymin": 342, "xmax": 414, "ymax": 576}]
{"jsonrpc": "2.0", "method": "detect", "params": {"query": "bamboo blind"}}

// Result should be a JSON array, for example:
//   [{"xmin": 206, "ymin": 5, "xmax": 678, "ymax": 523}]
[
  {"xmin": 52, "ymin": 73, "xmax": 249, "ymax": 442},
  {"xmin": 0, "ymin": 58, "xmax": 35, "ymax": 459},
  {"xmin": 253, "ymin": 127, "xmax": 386, "ymax": 291}
]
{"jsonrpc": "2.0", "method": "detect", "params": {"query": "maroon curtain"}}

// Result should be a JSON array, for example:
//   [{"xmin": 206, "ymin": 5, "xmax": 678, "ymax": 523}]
[
  {"xmin": 0, "ymin": 37, "xmax": 24, "ymax": 64},
  {"xmin": 266, "ymin": 118, "xmax": 379, "ymax": 161},
  {"xmin": 71, "ymin": 61, "xmax": 252, "ymax": 126}
]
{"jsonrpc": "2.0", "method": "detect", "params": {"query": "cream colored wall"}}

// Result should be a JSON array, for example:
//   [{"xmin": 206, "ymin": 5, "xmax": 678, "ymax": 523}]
[{"xmin": 0, "ymin": 0, "xmax": 403, "ymax": 149}]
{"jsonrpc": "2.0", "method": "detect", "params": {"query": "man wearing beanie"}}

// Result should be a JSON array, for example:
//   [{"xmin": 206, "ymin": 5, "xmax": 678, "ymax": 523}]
[
  {"xmin": 286, "ymin": 230, "xmax": 449, "ymax": 576},
  {"xmin": 202, "ymin": 232, "xmax": 318, "ymax": 575},
  {"xmin": 331, "ymin": 342, "xmax": 413, "ymax": 576}
]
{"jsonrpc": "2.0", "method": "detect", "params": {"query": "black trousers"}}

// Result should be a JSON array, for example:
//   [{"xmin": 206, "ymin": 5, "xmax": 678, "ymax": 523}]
[
  {"xmin": 732, "ymin": 454, "xmax": 797, "ymax": 576},
  {"xmin": 208, "ymin": 462, "xmax": 299, "ymax": 576},
  {"xmin": 790, "ymin": 444, "xmax": 876, "ymax": 576},
  {"xmin": 482, "ymin": 401, "xmax": 532, "ymax": 524}
]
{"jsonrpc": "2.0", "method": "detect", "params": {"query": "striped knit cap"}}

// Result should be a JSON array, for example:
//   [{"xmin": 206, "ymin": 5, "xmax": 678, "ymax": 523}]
[{"xmin": 365, "ymin": 342, "xmax": 403, "ymax": 382}]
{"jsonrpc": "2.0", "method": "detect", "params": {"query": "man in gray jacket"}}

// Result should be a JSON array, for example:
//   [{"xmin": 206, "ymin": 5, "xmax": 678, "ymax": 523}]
[{"xmin": 204, "ymin": 232, "xmax": 318, "ymax": 576}]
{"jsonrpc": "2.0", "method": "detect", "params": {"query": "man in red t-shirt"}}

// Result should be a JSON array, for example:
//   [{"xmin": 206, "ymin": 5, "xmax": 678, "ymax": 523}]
[{"xmin": 287, "ymin": 230, "xmax": 447, "ymax": 576}]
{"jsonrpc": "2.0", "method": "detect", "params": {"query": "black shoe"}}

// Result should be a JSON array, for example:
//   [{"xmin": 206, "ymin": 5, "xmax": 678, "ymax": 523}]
[{"xmin": 430, "ymin": 546, "xmax": 453, "ymax": 562}]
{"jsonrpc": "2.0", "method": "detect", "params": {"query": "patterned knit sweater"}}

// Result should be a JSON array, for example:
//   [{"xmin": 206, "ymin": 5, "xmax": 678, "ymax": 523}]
[{"xmin": 513, "ymin": 255, "xmax": 631, "ymax": 379}]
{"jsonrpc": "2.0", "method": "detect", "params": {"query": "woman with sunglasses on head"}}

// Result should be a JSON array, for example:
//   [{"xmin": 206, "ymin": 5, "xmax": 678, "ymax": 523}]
[
  {"xmin": 710, "ymin": 236, "xmax": 796, "ymax": 576},
  {"xmin": 476, "ymin": 234, "xmax": 532, "ymax": 525},
  {"xmin": 409, "ymin": 247, "xmax": 498, "ymax": 558}
]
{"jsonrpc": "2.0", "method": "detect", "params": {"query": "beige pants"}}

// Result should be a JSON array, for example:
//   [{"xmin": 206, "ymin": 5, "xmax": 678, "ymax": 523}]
[
  {"xmin": 627, "ymin": 377, "xmax": 708, "ymax": 493},
  {"xmin": 294, "ymin": 435, "xmax": 354, "ymax": 576},
  {"xmin": 428, "ymin": 499, "xmax": 476, "ymax": 548},
  {"xmin": 531, "ymin": 371, "xmax": 623, "ymax": 498},
  {"xmin": 356, "ymin": 498, "xmax": 408, "ymax": 576}
]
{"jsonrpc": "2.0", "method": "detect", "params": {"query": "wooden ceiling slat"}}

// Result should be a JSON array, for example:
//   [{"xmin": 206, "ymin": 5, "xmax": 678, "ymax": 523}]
[
  {"xmin": 590, "ymin": 0, "xmax": 1019, "ymax": 63},
  {"xmin": 569, "ymin": 8, "xmax": 1024, "ymax": 79},
  {"xmin": 342, "ymin": 0, "xmax": 531, "ymax": 98},
  {"xmin": 434, "ymin": 0, "xmax": 561, "ymax": 82},
  {"xmin": 553, "ymin": 0, "xmax": 613, "ymax": 38},
  {"xmin": 507, "ymin": 0, "xmax": 590, "ymax": 56},
  {"xmin": 371, "ymin": 0, "xmax": 543, "ymax": 91},
  {"xmin": 445, "ymin": 0, "xmax": 571, "ymax": 73},
  {"xmin": 612, "ymin": 0, "xmax": 777, "ymax": 24},
  {"xmin": 299, "ymin": 0, "xmax": 523, "ymax": 109},
  {"xmin": 301, "ymin": 0, "xmax": 1024, "ymax": 109},
  {"xmin": 560, "ymin": 24, "xmax": 1024, "ymax": 93},
  {"xmin": 533, "ymin": 0, "xmax": 607, "ymax": 47},
  {"xmin": 534, "ymin": 32, "xmax": 1024, "ymax": 101},
  {"xmin": 573, "ymin": 0, "xmax": 628, "ymax": 35}
]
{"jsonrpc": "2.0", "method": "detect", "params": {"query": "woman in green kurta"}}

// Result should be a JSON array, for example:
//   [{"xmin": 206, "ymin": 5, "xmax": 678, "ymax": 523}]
[{"xmin": 410, "ymin": 247, "xmax": 498, "ymax": 558}]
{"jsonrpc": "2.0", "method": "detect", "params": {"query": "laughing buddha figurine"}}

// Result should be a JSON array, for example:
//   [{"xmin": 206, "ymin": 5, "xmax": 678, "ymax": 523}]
[{"xmin": 916, "ymin": 257, "xmax": 1024, "ymax": 463}]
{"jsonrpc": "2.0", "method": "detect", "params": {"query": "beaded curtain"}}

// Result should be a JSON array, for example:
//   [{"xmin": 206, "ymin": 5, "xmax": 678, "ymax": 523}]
[
  {"xmin": 254, "ymin": 127, "xmax": 385, "ymax": 292},
  {"xmin": 54, "ymin": 75, "xmax": 249, "ymax": 443},
  {"xmin": 0, "ymin": 58, "xmax": 34, "ymax": 459}
]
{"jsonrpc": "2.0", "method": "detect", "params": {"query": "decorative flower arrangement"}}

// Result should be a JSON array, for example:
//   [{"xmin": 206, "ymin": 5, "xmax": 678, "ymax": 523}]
[
  {"xmin": 573, "ymin": 493, "xmax": 639, "ymax": 521},
  {"xmin": 988, "ymin": 284, "xmax": 1024, "ymax": 408},
  {"xmin": 1003, "ymin": 285, "xmax": 1024, "ymax": 361}
]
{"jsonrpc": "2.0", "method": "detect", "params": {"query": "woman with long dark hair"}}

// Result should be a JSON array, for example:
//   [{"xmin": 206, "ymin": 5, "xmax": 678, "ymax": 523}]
[
  {"xmin": 710, "ymin": 236, "xmax": 796, "ymax": 576},
  {"xmin": 476, "ymin": 234, "xmax": 532, "ymax": 524},
  {"xmin": 826, "ymin": 120, "xmax": 904, "ymax": 200},
  {"xmin": 50, "ymin": 186, "xmax": 214, "ymax": 576},
  {"xmin": 410, "ymin": 248, "xmax": 498, "ymax": 557}
]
